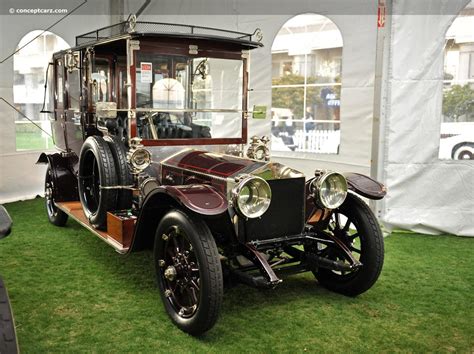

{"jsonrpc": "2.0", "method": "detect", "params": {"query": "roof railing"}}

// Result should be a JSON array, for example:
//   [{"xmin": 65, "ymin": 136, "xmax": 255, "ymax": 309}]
[{"xmin": 75, "ymin": 17, "xmax": 262, "ymax": 46}]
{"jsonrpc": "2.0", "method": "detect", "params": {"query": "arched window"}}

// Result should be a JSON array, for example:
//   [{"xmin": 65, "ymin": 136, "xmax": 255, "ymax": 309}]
[
  {"xmin": 271, "ymin": 14, "xmax": 343, "ymax": 154},
  {"xmin": 13, "ymin": 30, "xmax": 69, "ymax": 151},
  {"xmin": 439, "ymin": 1, "xmax": 474, "ymax": 160}
]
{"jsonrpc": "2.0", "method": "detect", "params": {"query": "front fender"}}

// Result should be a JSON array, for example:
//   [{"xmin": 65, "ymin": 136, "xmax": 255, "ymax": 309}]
[
  {"xmin": 129, "ymin": 184, "xmax": 228, "ymax": 252},
  {"xmin": 344, "ymin": 173, "xmax": 386, "ymax": 200}
]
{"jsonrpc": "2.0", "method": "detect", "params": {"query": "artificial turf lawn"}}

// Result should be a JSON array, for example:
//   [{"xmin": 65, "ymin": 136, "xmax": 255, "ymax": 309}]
[{"xmin": 0, "ymin": 198, "xmax": 472, "ymax": 352}]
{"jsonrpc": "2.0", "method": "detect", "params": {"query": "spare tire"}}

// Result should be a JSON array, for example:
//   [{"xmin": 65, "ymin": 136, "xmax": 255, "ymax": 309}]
[
  {"xmin": 78, "ymin": 136, "xmax": 118, "ymax": 230},
  {"xmin": 104, "ymin": 135, "xmax": 133, "ymax": 210}
]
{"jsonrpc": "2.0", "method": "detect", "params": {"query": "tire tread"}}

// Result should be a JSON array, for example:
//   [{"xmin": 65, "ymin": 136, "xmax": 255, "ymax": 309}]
[{"xmin": 78, "ymin": 136, "xmax": 118, "ymax": 230}]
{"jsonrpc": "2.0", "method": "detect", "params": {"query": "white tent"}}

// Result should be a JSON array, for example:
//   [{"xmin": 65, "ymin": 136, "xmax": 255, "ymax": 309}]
[
  {"xmin": 0, "ymin": 0, "xmax": 472, "ymax": 235},
  {"xmin": 380, "ymin": 0, "xmax": 474, "ymax": 236}
]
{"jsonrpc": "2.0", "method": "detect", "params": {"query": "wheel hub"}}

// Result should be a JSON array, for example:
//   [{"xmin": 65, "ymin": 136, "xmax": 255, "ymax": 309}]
[{"xmin": 164, "ymin": 266, "xmax": 177, "ymax": 281}]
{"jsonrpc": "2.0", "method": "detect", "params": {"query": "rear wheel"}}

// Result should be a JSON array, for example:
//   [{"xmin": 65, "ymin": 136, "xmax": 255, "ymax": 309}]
[
  {"xmin": 45, "ymin": 167, "xmax": 68, "ymax": 226},
  {"xmin": 78, "ymin": 136, "xmax": 118, "ymax": 230},
  {"xmin": 153, "ymin": 210, "xmax": 223, "ymax": 335},
  {"xmin": 310, "ymin": 193, "xmax": 384, "ymax": 296}
]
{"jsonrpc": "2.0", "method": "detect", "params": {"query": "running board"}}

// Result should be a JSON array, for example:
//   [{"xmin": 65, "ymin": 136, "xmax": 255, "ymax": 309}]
[{"xmin": 55, "ymin": 202, "xmax": 130, "ymax": 254}]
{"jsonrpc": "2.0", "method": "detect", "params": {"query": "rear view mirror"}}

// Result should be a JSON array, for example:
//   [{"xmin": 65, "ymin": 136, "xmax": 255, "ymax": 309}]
[{"xmin": 0, "ymin": 205, "xmax": 12, "ymax": 239}]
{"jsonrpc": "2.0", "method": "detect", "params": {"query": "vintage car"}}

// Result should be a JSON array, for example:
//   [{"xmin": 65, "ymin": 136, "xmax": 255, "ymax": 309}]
[
  {"xmin": 439, "ymin": 132, "xmax": 474, "ymax": 160},
  {"xmin": 37, "ymin": 17, "xmax": 386, "ymax": 335}
]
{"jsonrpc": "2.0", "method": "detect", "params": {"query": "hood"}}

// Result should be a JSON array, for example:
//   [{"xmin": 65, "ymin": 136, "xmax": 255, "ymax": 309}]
[
  {"xmin": 162, "ymin": 149, "xmax": 265, "ymax": 178},
  {"xmin": 161, "ymin": 149, "xmax": 304, "ymax": 180}
]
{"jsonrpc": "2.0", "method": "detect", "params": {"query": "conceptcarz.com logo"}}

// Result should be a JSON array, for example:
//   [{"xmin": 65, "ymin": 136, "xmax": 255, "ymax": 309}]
[{"xmin": 9, "ymin": 8, "xmax": 68, "ymax": 15}]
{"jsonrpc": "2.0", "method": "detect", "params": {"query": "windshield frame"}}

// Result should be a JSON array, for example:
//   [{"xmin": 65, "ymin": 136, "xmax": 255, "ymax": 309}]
[{"xmin": 129, "ymin": 38, "xmax": 248, "ymax": 146}]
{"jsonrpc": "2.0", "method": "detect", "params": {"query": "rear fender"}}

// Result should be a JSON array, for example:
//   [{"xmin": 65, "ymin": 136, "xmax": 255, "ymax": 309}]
[
  {"xmin": 129, "ymin": 185, "xmax": 229, "ymax": 252},
  {"xmin": 36, "ymin": 153, "xmax": 79, "ymax": 202},
  {"xmin": 344, "ymin": 173, "xmax": 386, "ymax": 200}
]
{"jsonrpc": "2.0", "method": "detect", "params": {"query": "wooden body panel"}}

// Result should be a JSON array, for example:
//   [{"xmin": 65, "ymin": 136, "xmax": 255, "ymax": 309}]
[{"xmin": 107, "ymin": 212, "xmax": 136, "ymax": 248}]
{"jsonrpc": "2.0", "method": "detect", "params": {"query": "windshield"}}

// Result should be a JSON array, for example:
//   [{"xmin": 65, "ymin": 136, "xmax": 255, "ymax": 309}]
[{"xmin": 135, "ymin": 53, "xmax": 243, "ymax": 140}]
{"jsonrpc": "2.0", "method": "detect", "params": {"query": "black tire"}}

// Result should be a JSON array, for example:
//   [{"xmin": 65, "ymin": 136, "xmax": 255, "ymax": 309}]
[
  {"xmin": 312, "ymin": 193, "xmax": 384, "ymax": 296},
  {"xmin": 45, "ymin": 167, "xmax": 68, "ymax": 226},
  {"xmin": 153, "ymin": 210, "xmax": 223, "ymax": 335},
  {"xmin": 0, "ymin": 277, "xmax": 19, "ymax": 354},
  {"xmin": 78, "ymin": 136, "xmax": 118, "ymax": 230},
  {"xmin": 103, "ymin": 136, "xmax": 133, "ymax": 210}
]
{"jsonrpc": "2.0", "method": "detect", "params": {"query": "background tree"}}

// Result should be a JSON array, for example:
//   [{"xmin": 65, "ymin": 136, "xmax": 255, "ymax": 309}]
[
  {"xmin": 442, "ymin": 84, "xmax": 474, "ymax": 122},
  {"xmin": 272, "ymin": 74, "xmax": 306, "ymax": 118}
]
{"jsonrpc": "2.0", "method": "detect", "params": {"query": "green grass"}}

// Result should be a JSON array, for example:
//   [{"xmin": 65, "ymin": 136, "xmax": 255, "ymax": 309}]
[
  {"xmin": 15, "ymin": 131, "xmax": 53, "ymax": 151},
  {"xmin": 1, "ymin": 198, "xmax": 473, "ymax": 352}
]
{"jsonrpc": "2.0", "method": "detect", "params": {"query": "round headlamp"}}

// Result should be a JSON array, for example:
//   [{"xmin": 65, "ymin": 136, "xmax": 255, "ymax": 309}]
[
  {"xmin": 232, "ymin": 176, "xmax": 272, "ymax": 218},
  {"xmin": 312, "ymin": 171, "xmax": 348, "ymax": 209},
  {"xmin": 130, "ymin": 148, "xmax": 151, "ymax": 172}
]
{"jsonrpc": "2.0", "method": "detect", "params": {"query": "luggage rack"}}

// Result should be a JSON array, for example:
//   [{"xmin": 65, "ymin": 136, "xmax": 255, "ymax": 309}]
[{"xmin": 75, "ymin": 18, "xmax": 261, "ymax": 46}]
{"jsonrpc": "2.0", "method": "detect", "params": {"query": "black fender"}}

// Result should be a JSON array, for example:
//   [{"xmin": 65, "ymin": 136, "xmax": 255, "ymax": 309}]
[
  {"xmin": 343, "ymin": 173, "xmax": 386, "ymax": 200},
  {"xmin": 36, "ymin": 153, "xmax": 79, "ymax": 202},
  {"xmin": 129, "ymin": 184, "xmax": 229, "ymax": 252}
]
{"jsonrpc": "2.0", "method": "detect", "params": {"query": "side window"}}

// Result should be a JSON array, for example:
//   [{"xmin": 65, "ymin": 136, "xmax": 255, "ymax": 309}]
[
  {"xmin": 67, "ymin": 69, "xmax": 81, "ymax": 111},
  {"xmin": 91, "ymin": 57, "xmax": 111, "ymax": 103},
  {"xmin": 271, "ymin": 14, "xmax": 343, "ymax": 155},
  {"xmin": 55, "ymin": 59, "xmax": 64, "ymax": 108},
  {"xmin": 13, "ymin": 30, "xmax": 69, "ymax": 151},
  {"xmin": 117, "ymin": 56, "xmax": 128, "ymax": 109},
  {"xmin": 66, "ymin": 52, "xmax": 81, "ymax": 111},
  {"xmin": 439, "ymin": 1, "xmax": 474, "ymax": 160}
]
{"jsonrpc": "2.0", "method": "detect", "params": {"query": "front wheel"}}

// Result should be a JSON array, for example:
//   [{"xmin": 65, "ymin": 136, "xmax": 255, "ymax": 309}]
[
  {"xmin": 153, "ymin": 210, "xmax": 223, "ymax": 335},
  {"xmin": 310, "ymin": 193, "xmax": 384, "ymax": 296}
]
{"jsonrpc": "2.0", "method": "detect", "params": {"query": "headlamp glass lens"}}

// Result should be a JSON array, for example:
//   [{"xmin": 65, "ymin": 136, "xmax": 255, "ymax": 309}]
[
  {"xmin": 314, "ymin": 172, "xmax": 347, "ymax": 209},
  {"xmin": 235, "ymin": 177, "xmax": 271, "ymax": 218}
]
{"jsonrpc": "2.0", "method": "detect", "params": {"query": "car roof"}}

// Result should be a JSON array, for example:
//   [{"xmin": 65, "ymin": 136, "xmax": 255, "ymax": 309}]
[{"xmin": 67, "ymin": 20, "xmax": 263, "ymax": 53}]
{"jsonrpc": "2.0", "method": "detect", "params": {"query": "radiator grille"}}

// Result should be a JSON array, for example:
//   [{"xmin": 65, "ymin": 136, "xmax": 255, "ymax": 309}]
[{"xmin": 244, "ymin": 177, "xmax": 305, "ymax": 242}]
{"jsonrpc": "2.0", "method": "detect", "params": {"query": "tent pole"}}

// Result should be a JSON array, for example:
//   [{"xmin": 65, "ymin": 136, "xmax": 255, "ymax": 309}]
[{"xmin": 370, "ymin": 0, "xmax": 391, "ymax": 219}]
